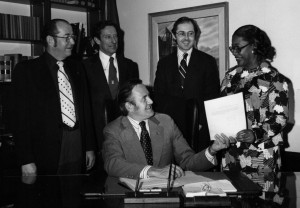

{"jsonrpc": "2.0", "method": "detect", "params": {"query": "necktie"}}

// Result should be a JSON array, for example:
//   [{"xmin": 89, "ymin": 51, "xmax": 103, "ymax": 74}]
[
  {"xmin": 179, "ymin": 53, "xmax": 188, "ymax": 89},
  {"xmin": 108, "ymin": 57, "xmax": 119, "ymax": 99},
  {"xmin": 57, "ymin": 61, "xmax": 76, "ymax": 127},
  {"xmin": 139, "ymin": 121, "xmax": 153, "ymax": 165}
]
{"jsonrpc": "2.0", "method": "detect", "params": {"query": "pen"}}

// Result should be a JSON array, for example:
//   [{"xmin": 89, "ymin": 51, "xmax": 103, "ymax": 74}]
[
  {"xmin": 82, "ymin": 193, "xmax": 125, "ymax": 197},
  {"xmin": 135, "ymin": 176, "xmax": 140, "ymax": 196},
  {"xmin": 167, "ymin": 162, "xmax": 172, "ymax": 195},
  {"xmin": 173, "ymin": 162, "xmax": 176, "ymax": 181}
]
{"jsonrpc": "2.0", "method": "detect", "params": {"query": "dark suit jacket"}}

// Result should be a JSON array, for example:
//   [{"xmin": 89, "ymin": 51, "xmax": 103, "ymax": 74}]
[
  {"xmin": 11, "ymin": 53, "xmax": 96, "ymax": 174},
  {"xmin": 154, "ymin": 49, "xmax": 220, "ymax": 151},
  {"xmin": 102, "ymin": 113, "xmax": 214, "ymax": 179},
  {"xmin": 83, "ymin": 54, "xmax": 139, "ymax": 151}
]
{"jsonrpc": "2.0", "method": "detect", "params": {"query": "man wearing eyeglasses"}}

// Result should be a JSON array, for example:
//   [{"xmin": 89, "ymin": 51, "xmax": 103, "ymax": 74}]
[
  {"xmin": 11, "ymin": 19, "xmax": 96, "ymax": 176},
  {"xmin": 83, "ymin": 21, "xmax": 139, "ymax": 161},
  {"xmin": 154, "ymin": 17, "xmax": 220, "ymax": 153}
]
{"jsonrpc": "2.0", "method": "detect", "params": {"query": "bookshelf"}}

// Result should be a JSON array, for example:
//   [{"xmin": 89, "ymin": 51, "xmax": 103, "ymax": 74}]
[{"xmin": 0, "ymin": 0, "xmax": 101, "ymax": 135}]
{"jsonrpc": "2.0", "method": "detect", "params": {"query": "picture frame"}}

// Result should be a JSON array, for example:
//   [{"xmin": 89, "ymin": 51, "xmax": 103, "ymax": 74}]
[{"xmin": 148, "ymin": 2, "xmax": 229, "ymax": 85}]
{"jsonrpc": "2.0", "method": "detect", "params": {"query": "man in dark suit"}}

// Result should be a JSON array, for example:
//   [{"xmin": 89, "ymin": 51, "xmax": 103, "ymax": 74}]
[
  {"xmin": 11, "ymin": 19, "xmax": 96, "ymax": 176},
  {"xmin": 83, "ymin": 21, "xmax": 139, "ymax": 153},
  {"xmin": 102, "ymin": 80, "xmax": 231, "ymax": 179},
  {"xmin": 154, "ymin": 17, "xmax": 220, "ymax": 152}
]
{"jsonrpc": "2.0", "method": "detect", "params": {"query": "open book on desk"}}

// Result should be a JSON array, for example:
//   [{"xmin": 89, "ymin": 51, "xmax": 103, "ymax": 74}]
[
  {"xmin": 119, "ymin": 171, "xmax": 236, "ymax": 194},
  {"xmin": 119, "ymin": 177, "xmax": 181, "ymax": 191}
]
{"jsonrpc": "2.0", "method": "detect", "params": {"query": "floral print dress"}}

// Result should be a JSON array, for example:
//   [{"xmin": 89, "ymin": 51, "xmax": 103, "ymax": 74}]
[{"xmin": 220, "ymin": 62, "xmax": 288, "ymax": 173}]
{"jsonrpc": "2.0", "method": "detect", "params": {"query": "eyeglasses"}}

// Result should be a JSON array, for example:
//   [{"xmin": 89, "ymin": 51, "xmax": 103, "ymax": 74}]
[
  {"xmin": 102, "ymin": 34, "xmax": 118, "ymax": 41},
  {"xmin": 52, "ymin": 35, "xmax": 77, "ymax": 42},
  {"xmin": 176, "ymin": 31, "xmax": 195, "ymax": 38},
  {"xmin": 229, "ymin": 43, "xmax": 250, "ymax": 53}
]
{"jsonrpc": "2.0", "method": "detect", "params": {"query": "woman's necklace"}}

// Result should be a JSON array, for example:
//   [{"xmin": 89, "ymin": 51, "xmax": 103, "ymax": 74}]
[{"xmin": 244, "ymin": 65, "xmax": 260, "ymax": 73}]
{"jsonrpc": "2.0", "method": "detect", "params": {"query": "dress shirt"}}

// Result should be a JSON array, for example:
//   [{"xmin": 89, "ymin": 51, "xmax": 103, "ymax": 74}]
[
  {"xmin": 177, "ymin": 47, "xmax": 193, "ymax": 66},
  {"xmin": 127, "ymin": 115, "xmax": 216, "ymax": 179},
  {"xmin": 99, "ymin": 50, "xmax": 119, "ymax": 82}
]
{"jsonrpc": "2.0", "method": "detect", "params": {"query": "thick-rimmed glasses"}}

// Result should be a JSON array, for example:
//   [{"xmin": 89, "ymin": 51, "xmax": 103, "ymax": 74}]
[
  {"xmin": 176, "ymin": 31, "xmax": 195, "ymax": 38},
  {"xmin": 229, "ymin": 43, "xmax": 250, "ymax": 53},
  {"xmin": 52, "ymin": 35, "xmax": 77, "ymax": 42}
]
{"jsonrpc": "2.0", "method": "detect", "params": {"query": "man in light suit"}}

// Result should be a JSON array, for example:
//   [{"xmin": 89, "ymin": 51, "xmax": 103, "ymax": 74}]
[
  {"xmin": 154, "ymin": 17, "xmax": 220, "ymax": 152},
  {"xmin": 102, "ymin": 79, "xmax": 231, "ymax": 179},
  {"xmin": 83, "ymin": 21, "xmax": 139, "ymax": 153},
  {"xmin": 11, "ymin": 19, "xmax": 96, "ymax": 175}
]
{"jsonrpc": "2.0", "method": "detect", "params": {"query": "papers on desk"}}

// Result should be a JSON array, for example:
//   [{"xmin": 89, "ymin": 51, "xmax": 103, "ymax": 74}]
[
  {"xmin": 119, "ymin": 177, "xmax": 181, "ymax": 191},
  {"xmin": 119, "ymin": 171, "xmax": 237, "ymax": 197},
  {"xmin": 204, "ymin": 92, "xmax": 246, "ymax": 139},
  {"xmin": 182, "ymin": 180, "xmax": 237, "ymax": 197}
]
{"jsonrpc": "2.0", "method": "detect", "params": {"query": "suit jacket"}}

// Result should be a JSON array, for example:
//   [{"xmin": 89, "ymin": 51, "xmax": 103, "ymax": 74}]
[
  {"xmin": 154, "ymin": 49, "xmax": 220, "ymax": 151},
  {"xmin": 83, "ymin": 54, "xmax": 139, "ymax": 151},
  {"xmin": 102, "ymin": 113, "xmax": 214, "ymax": 179},
  {"xmin": 11, "ymin": 53, "xmax": 96, "ymax": 174}
]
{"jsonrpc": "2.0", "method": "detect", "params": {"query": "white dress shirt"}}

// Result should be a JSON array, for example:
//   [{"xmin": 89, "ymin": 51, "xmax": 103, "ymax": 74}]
[{"xmin": 99, "ymin": 50, "xmax": 119, "ymax": 82}]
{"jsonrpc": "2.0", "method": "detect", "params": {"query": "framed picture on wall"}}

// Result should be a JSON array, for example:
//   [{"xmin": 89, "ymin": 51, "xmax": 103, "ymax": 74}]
[{"xmin": 148, "ymin": 2, "xmax": 229, "ymax": 85}]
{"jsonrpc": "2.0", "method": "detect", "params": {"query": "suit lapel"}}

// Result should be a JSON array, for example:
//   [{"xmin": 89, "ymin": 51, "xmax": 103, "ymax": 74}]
[
  {"xmin": 148, "ymin": 117, "xmax": 164, "ymax": 166},
  {"xmin": 92, "ymin": 54, "xmax": 112, "ymax": 98},
  {"xmin": 186, "ymin": 49, "xmax": 199, "ymax": 77},
  {"xmin": 169, "ymin": 52, "xmax": 182, "ymax": 87},
  {"xmin": 120, "ymin": 117, "xmax": 148, "ymax": 164},
  {"xmin": 116, "ymin": 55, "xmax": 126, "ymax": 85},
  {"xmin": 120, "ymin": 116, "xmax": 164, "ymax": 166}
]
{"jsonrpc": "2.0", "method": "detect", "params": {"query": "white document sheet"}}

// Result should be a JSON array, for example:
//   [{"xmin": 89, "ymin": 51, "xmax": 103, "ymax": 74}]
[{"xmin": 204, "ymin": 92, "xmax": 246, "ymax": 140}]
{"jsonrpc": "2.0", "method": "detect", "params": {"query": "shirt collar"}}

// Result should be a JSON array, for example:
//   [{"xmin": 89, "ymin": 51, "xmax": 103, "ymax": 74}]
[
  {"xmin": 127, "ymin": 116, "xmax": 149, "ymax": 129},
  {"xmin": 99, "ymin": 50, "xmax": 116, "ymax": 62},
  {"xmin": 177, "ymin": 48, "xmax": 193, "ymax": 65},
  {"xmin": 177, "ymin": 47, "xmax": 193, "ymax": 58}
]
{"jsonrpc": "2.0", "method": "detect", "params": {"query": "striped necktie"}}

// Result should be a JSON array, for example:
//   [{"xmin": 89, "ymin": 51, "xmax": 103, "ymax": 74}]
[
  {"xmin": 179, "ymin": 53, "xmax": 188, "ymax": 89},
  {"xmin": 57, "ymin": 61, "xmax": 76, "ymax": 127}
]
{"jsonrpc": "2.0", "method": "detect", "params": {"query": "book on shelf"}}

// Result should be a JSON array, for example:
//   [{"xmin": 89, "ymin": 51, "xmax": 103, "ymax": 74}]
[
  {"xmin": 66, "ymin": 0, "xmax": 80, "ymax": 5},
  {"xmin": 0, "ymin": 56, "xmax": 4, "ymax": 82},
  {"xmin": 3, "ymin": 56, "xmax": 12, "ymax": 82},
  {"xmin": 0, "ymin": 13, "xmax": 40, "ymax": 40},
  {"xmin": 0, "ymin": 54, "xmax": 24, "ymax": 82},
  {"xmin": 4, "ymin": 54, "xmax": 23, "ymax": 69}
]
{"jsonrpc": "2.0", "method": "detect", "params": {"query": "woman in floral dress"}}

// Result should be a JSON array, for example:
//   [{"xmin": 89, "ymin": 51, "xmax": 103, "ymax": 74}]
[{"xmin": 220, "ymin": 25, "xmax": 289, "ymax": 174}]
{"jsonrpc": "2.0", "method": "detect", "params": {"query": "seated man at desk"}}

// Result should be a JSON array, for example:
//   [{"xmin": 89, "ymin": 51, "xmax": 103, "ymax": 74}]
[{"xmin": 102, "ymin": 79, "xmax": 232, "ymax": 179}]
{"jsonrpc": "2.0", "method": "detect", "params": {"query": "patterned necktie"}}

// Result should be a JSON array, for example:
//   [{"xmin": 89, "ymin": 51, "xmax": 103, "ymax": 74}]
[
  {"xmin": 108, "ymin": 57, "xmax": 119, "ymax": 99},
  {"xmin": 57, "ymin": 61, "xmax": 76, "ymax": 127},
  {"xmin": 139, "ymin": 121, "xmax": 153, "ymax": 165},
  {"xmin": 179, "ymin": 53, "xmax": 188, "ymax": 89}
]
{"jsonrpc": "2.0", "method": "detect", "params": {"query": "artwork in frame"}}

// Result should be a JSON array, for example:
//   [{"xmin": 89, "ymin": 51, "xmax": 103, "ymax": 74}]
[{"xmin": 148, "ymin": 2, "xmax": 229, "ymax": 85}]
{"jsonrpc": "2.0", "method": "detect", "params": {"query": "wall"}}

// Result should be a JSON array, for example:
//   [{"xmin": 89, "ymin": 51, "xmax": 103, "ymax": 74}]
[{"xmin": 116, "ymin": 0, "xmax": 300, "ymax": 152}]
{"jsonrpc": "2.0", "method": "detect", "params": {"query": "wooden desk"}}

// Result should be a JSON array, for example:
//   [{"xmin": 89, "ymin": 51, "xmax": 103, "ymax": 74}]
[{"xmin": 0, "ymin": 171, "xmax": 298, "ymax": 207}]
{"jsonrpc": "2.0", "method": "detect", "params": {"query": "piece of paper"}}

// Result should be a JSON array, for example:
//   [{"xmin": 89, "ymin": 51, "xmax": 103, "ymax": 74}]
[
  {"xmin": 119, "ymin": 177, "xmax": 180, "ymax": 191},
  {"xmin": 119, "ymin": 171, "xmax": 237, "ymax": 194},
  {"xmin": 182, "ymin": 179, "xmax": 237, "ymax": 197},
  {"xmin": 204, "ymin": 92, "xmax": 246, "ymax": 140}
]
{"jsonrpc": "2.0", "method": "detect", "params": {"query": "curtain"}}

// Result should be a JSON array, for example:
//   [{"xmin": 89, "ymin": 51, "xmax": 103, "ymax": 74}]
[{"xmin": 100, "ymin": 0, "xmax": 120, "ymax": 25}]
